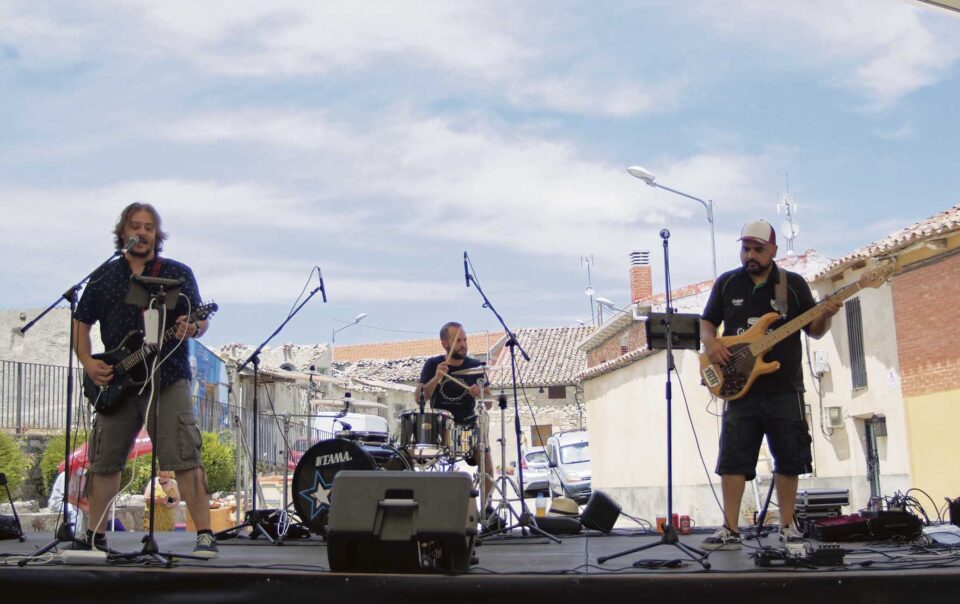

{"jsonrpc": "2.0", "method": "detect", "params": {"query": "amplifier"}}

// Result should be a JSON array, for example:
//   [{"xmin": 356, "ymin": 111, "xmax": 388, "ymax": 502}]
[{"xmin": 796, "ymin": 488, "xmax": 849, "ymax": 510}]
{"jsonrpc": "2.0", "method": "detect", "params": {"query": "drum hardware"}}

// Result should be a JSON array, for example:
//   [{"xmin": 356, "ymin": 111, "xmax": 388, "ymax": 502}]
[{"xmin": 478, "ymin": 392, "xmax": 523, "ymax": 539}]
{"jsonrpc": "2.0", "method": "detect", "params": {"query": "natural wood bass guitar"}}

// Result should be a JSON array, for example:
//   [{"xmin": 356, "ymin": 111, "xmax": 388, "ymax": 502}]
[
  {"xmin": 83, "ymin": 302, "xmax": 218, "ymax": 414},
  {"xmin": 699, "ymin": 265, "xmax": 892, "ymax": 401}
]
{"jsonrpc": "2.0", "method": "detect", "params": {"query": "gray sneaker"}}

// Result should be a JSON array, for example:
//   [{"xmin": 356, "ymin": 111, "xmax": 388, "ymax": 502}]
[
  {"xmin": 193, "ymin": 533, "xmax": 219, "ymax": 559},
  {"xmin": 701, "ymin": 526, "xmax": 742, "ymax": 550}
]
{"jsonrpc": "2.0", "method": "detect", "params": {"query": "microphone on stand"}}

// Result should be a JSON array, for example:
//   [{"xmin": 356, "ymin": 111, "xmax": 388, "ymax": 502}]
[
  {"xmin": 464, "ymin": 251, "xmax": 470, "ymax": 287},
  {"xmin": 660, "ymin": 229, "xmax": 670, "ymax": 240},
  {"xmin": 318, "ymin": 267, "xmax": 328, "ymax": 302},
  {"xmin": 120, "ymin": 235, "xmax": 140, "ymax": 255}
]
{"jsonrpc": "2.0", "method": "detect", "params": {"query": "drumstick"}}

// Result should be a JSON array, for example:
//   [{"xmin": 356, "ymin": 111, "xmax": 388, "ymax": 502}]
[{"xmin": 439, "ymin": 325, "xmax": 471, "ymax": 390}]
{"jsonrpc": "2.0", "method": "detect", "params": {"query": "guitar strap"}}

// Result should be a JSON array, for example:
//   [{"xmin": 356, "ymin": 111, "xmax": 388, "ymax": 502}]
[
  {"xmin": 149, "ymin": 256, "xmax": 164, "ymax": 277},
  {"xmin": 774, "ymin": 265, "xmax": 788, "ymax": 320}
]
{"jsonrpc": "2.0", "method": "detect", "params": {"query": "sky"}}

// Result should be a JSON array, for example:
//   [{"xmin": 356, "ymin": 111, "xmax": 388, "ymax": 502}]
[{"xmin": 1, "ymin": 1, "xmax": 959, "ymax": 349}]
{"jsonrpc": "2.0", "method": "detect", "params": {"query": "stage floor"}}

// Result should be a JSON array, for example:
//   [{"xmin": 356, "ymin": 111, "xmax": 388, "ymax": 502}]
[{"xmin": 2, "ymin": 527, "xmax": 960, "ymax": 603}]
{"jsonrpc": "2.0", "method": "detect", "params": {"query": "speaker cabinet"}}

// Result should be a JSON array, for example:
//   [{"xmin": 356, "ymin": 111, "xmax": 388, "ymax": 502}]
[
  {"xmin": 326, "ymin": 471, "xmax": 478, "ymax": 573},
  {"xmin": 580, "ymin": 490, "xmax": 621, "ymax": 533}
]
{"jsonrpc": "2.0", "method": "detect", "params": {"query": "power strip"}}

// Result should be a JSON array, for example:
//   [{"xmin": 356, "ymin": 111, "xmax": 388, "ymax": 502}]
[{"xmin": 62, "ymin": 550, "xmax": 108, "ymax": 565}]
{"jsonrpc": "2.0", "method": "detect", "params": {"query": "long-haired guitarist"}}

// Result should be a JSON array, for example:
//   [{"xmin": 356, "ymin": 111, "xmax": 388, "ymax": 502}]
[
  {"xmin": 699, "ymin": 220, "xmax": 842, "ymax": 550},
  {"xmin": 72, "ymin": 202, "xmax": 218, "ymax": 559}
]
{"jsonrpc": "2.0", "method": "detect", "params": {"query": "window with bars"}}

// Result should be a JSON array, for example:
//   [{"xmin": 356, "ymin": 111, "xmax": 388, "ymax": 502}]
[{"xmin": 845, "ymin": 297, "xmax": 868, "ymax": 390}]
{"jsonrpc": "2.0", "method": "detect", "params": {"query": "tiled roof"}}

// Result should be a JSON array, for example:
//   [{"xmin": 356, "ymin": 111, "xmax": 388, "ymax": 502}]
[
  {"xmin": 488, "ymin": 326, "xmax": 595, "ymax": 387},
  {"xmin": 578, "ymin": 347, "xmax": 658, "ymax": 381},
  {"xmin": 815, "ymin": 204, "xmax": 960, "ymax": 279},
  {"xmin": 332, "ymin": 331, "xmax": 502, "ymax": 361},
  {"xmin": 216, "ymin": 342, "xmax": 328, "ymax": 371},
  {"xmin": 331, "ymin": 357, "xmax": 430, "ymax": 385}
]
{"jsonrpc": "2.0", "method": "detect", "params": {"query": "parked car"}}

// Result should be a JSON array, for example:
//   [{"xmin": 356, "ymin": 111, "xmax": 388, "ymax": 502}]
[
  {"xmin": 521, "ymin": 446, "xmax": 550, "ymax": 497},
  {"xmin": 545, "ymin": 430, "xmax": 591, "ymax": 502}
]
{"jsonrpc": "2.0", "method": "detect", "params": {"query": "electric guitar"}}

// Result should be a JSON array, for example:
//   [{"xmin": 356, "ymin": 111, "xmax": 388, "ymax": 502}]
[
  {"xmin": 699, "ymin": 265, "xmax": 893, "ymax": 401},
  {"xmin": 83, "ymin": 302, "xmax": 219, "ymax": 414}
]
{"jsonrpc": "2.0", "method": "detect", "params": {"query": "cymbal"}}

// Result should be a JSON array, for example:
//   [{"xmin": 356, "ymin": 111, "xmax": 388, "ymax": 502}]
[{"xmin": 449, "ymin": 367, "xmax": 486, "ymax": 376}]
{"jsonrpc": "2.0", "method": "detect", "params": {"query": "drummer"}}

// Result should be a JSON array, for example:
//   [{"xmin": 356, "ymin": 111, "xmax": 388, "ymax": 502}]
[{"xmin": 416, "ymin": 322, "xmax": 494, "ymax": 508}]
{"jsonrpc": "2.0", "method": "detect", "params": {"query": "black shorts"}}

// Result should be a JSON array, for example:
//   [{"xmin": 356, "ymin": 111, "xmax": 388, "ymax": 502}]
[{"xmin": 715, "ymin": 390, "xmax": 812, "ymax": 480}]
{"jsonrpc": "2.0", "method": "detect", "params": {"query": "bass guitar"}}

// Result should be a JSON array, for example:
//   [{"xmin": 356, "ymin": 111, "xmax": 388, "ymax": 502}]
[
  {"xmin": 699, "ymin": 265, "xmax": 892, "ymax": 401},
  {"xmin": 83, "ymin": 302, "xmax": 219, "ymax": 414}
]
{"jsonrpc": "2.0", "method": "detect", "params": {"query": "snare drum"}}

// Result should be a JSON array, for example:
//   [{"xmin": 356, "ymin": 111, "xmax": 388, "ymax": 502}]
[{"xmin": 399, "ymin": 409, "xmax": 454, "ymax": 459}]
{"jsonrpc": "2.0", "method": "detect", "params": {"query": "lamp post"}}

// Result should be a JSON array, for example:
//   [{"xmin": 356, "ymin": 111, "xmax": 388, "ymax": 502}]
[
  {"xmin": 595, "ymin": 297, "xmax": 617, "ymax": 324},
  {"xmin": 330, "ymin": 312, "xmax": 367, "ymax": 361},
  {"xmin": 627, "ymin": 165, "xmax": 717, "ymax": 279}
]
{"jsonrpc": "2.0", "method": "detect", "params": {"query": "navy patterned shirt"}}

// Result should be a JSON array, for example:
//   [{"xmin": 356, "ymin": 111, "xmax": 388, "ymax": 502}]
[{"xmin": 75, "ymin": 256, "xmax": 202, "ymax": 389}]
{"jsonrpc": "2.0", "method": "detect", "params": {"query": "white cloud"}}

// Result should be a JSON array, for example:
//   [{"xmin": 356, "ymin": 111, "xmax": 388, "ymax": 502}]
[{"xmin": 688, "ymin": 0, "xmax": 960, "ymax": 109}]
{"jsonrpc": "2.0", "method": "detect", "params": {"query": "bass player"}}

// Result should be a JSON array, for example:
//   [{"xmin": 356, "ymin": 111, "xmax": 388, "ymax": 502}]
[{"xmin": 699, "ymin": 220, "xmax": 842, "ymax": 550}]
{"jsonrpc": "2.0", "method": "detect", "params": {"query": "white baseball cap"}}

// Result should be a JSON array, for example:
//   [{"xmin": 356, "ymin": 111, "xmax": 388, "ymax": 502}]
[{"xmin": 739, "ymin": 220, "xmax": 777, "ymax": 246}]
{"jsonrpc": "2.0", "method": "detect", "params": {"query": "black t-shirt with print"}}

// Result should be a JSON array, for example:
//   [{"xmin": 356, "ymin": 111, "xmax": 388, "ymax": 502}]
[{"xmin": 418, "ymin": 355, "xmax": 485, "ymax": 425}]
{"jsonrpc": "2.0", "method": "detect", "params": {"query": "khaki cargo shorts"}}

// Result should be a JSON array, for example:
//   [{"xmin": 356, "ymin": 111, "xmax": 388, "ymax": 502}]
[{"xmin": 89, "ymin": 380, "xmax": 205, "ymax": 474}]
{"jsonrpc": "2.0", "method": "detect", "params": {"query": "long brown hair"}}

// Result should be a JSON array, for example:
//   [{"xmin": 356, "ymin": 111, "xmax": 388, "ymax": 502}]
[{"xmin": 113, "ymin": 202, "xmax": 167, "ymax": 253}]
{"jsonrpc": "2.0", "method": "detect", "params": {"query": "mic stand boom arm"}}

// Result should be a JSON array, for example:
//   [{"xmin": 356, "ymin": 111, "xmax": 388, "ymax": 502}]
[
  {"xmin": 224, "ymin": 286, "xmax": 324, "ymax": 543},
  {"xmin": 464, "ymin": 267, "xmax": 559, "ymax": 543}
]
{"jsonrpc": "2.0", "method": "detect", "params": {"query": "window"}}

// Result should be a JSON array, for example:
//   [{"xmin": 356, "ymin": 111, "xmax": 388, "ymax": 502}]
[
  {"xmin": 547, "ymin": 386, "xmax": 566, "ymax": 400},
  {"xmin": 845, "ymin": 298, "xmax": 868, "ymax": 389}
]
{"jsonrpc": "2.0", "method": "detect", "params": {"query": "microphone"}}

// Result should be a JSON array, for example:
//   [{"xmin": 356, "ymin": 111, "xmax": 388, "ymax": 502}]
[
  {"xmin": 120, "ymin": 235, "xmax": 140, "ymax": 254},
  {"xmin": 464, "ymin": 251, "xmax": 470, "ymax": 287},
  {"xmin": 660, "ymin": 229, "xmax": 670, "ymax": 240},
  {"xmin": 318, "ymin": 267, "xmax": 328, "ymax": 302}
]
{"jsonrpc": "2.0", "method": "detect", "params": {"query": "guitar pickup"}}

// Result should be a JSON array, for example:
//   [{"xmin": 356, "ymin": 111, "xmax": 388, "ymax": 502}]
[{"xmin": 702, "ymin": 365, "xmax": 722, "ymax": 388}]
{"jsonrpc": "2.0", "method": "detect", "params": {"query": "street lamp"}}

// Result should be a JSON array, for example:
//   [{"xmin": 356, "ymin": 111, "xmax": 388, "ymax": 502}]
[
  {"xmin": 330, "ymin": 312, "xmax": 367, "ymax": 361},
  {"xmin": 627, "ymin": 165, "xmax": 717, "ymax": 279},
  {"xmin": 595, "ymin": 297, "xmax": 617, "ymax": 324}
]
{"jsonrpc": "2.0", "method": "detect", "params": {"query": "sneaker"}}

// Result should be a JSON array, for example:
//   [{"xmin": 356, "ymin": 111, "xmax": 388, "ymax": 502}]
[
  {"xmin": 192, "ymin": 533, "xmax": 219, "ymax": 559},
  {"xmin": 701, "ymin": 526, "xmax": 742, "ymax": 550},
  {"xmin": 778, "ymin": 524, "xmax": 805, "ymax": 544},
  {"xmin": 72, "ymin": 533, "xmax": 107, "ymax": 551}
]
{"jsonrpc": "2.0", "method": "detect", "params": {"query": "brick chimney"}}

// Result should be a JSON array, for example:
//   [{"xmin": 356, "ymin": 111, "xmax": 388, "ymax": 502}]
[{"xmin": 629, "ymin": 250, "xmax": 652, "ymax": 302}]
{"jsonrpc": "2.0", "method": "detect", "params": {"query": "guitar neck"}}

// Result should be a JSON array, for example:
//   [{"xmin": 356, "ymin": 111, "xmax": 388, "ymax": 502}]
[
  {"xmin": 117, "ymin": 320, "xmax": 185, "ymax": 373},
  {"xmin": 749, "ymin": 280, "xmax": 864, "ymax": 356}
]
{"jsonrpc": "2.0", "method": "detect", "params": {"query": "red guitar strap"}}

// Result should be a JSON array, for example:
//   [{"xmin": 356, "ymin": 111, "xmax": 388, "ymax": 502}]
[{"xmin": 149, "ymin": 256, "xmax": 163, "ymax": 277}]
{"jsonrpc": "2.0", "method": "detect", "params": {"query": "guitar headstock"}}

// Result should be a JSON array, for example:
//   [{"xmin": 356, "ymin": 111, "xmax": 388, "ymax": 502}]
[
  {"xmin": 194, "ymin": 301, "xmax": 219, "ymax": 322},
  {"xmin": 858, "ymin": 263, "xmax": 896, "ymax": 289}
]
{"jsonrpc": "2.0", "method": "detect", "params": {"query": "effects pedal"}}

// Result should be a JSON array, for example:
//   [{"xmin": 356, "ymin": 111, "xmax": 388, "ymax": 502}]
[
  {"xmin": 784, "ymin": 541, "xmax": 807, "ymax": 557},
  {"xmin": 807, "ymin": 543, "xmax": 846, "ymax": 566}
]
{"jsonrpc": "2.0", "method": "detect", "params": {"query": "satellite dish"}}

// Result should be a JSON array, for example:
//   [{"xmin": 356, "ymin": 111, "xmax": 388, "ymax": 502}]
[{"xmin": 781, "ymin": 221, "xmax": 800, "ymax": 240}]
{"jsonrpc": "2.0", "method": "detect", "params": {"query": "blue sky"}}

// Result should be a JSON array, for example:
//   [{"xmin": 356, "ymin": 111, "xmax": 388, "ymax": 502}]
[{"xmin": 1, "ymin": 1, "xmax": 958, "ymax": 348}]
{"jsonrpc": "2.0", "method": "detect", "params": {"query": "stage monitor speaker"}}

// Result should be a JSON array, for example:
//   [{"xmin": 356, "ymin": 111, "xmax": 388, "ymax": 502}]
[
  {"xmin": 326, "ymin": 471, "xmax": 478, "ymax": 573},
  {"xmin": 580, "ymin": 490, "xmax": 620, "ymax": 533}
]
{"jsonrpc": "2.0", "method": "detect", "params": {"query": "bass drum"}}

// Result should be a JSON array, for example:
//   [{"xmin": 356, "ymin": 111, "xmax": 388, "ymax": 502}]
[{"xmin": 292, "ymin": 438, "xmax": 406, "ymax": 536}]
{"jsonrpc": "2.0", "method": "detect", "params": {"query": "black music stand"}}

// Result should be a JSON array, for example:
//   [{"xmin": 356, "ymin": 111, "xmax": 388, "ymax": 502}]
[
  {"xmin": 598, "ymin": 230, "xmax": 710, "ymax": 569},
  {"xmin": 111, "ymin": 275, "xmax": 208, "ymax": 566}
]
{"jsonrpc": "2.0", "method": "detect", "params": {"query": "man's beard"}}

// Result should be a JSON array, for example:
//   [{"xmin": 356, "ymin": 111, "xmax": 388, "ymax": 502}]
[
  {"xmin": 743, "ymin": 259, "xmax": 769, "ymax": 275},
  {"xmin": 126, "ymin": 246, "xmax": 151, "ymax": 258},
  {"xmin": 451, "ymin": 351, "xmax": 465, "ymax": 360}
]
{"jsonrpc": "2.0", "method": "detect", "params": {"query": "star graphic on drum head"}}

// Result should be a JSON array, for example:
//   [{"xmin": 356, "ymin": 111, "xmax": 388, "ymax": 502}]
[{"xmin": 299, "ymin": 470, "xmax": 332, "ymax": 520}]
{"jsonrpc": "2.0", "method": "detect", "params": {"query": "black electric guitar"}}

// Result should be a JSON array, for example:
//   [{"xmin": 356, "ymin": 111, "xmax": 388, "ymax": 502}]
[
  {"xmin": 83, "ymin": 302, "xmax": 218, "ymax": 414},
  {"xmin": 699, "ymin": 265, "xmax": 893, "ymax": 401}
]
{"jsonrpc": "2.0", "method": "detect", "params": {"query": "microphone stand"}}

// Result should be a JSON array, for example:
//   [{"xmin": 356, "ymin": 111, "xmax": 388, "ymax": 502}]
[
  {"xmin": 463, "ymin": 256, "xmax": 559, "ymax": 543},
  {"xmin": 216, "ymin": 285, "xmax": 325, "ymax": 543},
  {"xmin": 597, "ymin": 230, "xmax": 710, "ymax": 569},
  {"xmin": 18, "ymin": 249, "xmax": 126, "ymax": 563}
]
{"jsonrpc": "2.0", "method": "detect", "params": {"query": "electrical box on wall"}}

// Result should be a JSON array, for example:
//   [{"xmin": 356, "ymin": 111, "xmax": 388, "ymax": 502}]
[{"xmin": 824, "ymin": 405, "xmax": 844, "ymax": 428}]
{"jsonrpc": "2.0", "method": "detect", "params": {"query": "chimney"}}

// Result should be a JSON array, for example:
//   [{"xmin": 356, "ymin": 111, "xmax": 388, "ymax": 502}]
[{"xmin": 629, "ymin": 250, "xmax": 652, "ymax": 302}]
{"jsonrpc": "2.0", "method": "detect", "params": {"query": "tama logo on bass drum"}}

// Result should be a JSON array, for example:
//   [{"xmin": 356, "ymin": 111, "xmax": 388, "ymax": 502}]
[{"xmin": 314, "ymin": 451, "xmax": 353, "ymax": 467}]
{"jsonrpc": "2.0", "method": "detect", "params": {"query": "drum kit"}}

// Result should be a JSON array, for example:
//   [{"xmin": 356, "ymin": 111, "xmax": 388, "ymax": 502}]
[{"xmin": 291, "ymin": 365, "xmax": 492, "ymax": 537}]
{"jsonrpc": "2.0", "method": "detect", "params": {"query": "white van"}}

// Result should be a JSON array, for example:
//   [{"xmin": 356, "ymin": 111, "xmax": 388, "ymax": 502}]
[
  {"xmin": 312, "ymin": 412, "xmax": 389, "ymax": 439},
  {"xmin": 545, "ymin": 430, "xmax": 592, "ymax": 502}
]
